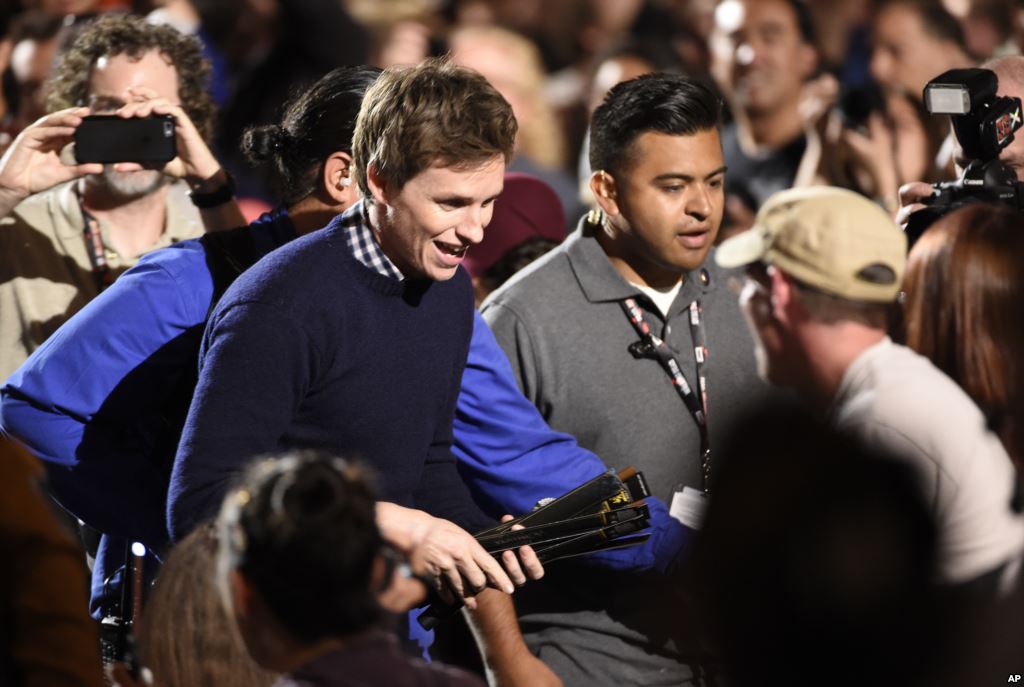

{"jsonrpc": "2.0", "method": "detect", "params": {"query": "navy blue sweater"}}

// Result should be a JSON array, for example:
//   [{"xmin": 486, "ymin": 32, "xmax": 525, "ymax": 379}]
[{"xmin": 167, "ymin": 215, "xmax": 490, "ymax": 540}]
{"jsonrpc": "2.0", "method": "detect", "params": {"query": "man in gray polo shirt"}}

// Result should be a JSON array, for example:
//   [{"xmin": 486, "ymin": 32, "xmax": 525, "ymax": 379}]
[{"xmin": 482, "ymin": 73, "xmax": 769, "ymax": 685}]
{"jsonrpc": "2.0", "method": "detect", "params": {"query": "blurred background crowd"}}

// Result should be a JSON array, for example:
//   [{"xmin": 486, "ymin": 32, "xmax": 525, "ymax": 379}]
[
  {"xmin": 3, "ymin": 0, "xmax": 1023, "ymax": 233},
  {"xmin": 2, "ymin": 1, "xmax": 1024, "ymax": 686}
]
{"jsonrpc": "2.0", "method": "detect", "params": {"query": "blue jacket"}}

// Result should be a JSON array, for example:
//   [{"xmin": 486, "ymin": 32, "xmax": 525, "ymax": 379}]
[{"xmin": 0, "ymin": 209, "xmax": 688, "ymax": 573}]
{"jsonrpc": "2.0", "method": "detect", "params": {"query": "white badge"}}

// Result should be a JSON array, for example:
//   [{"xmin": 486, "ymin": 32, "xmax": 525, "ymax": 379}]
[{"xmin": 669, "ymin": 486, "xmax": 708, "ymax": 529}]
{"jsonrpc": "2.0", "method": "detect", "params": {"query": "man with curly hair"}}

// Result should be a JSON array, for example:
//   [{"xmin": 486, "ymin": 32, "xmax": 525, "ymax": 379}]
[{"xmin": 0, "ymin": 13, "xmax": 241, "ymax": 379}]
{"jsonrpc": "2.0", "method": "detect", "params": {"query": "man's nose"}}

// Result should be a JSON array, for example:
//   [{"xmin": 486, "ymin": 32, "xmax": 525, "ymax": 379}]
[
  {"xmin": 687, "ymin": 185, "xmax": 713, "ymax": 220},
  {"xmin": 869, "ymin": 50, "xmax": 891, "ymax": 86},
  {"xmin": 457, "ymin": 207, "xmax": 487, "ymax": 245}
]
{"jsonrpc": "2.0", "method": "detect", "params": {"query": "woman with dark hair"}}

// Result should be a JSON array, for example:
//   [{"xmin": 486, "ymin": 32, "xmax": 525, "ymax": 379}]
[
  {"xmin": 902, "ymin": 203, "xmax": 1024, "ymax": 466},
  {"xmin": 217, "ymin": 451, "xmax": 483, "ymax": 687}
]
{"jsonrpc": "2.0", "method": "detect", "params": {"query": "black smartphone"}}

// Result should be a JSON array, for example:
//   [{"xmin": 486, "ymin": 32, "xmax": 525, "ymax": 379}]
[{"xmin": 74, "ymin": 114, "xmax": 177, "ymax": 164}]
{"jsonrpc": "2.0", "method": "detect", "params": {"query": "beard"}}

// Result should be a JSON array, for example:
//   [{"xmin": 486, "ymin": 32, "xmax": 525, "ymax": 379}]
[{"xmin": 94, "ymin": 167, "xmax": 170, "ymax": 201}]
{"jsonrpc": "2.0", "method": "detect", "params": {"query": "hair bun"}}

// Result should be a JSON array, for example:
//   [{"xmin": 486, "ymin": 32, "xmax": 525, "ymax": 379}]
[{"xmin": 241, "ymin": 124, "xmax": 292, "ymax": 164}]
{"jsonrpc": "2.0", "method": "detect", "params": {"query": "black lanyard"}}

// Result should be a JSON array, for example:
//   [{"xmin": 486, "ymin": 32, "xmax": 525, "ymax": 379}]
[
  {"xmin": 621, "ymin": 297, "xmax": 712, "ymax": 493},
  {"xmin": 77, "ymin": 190, "xmax": 114, "ymax": 291}
]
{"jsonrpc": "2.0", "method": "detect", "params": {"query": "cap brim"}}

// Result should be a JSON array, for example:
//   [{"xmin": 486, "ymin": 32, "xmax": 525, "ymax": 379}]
[{"xmin": 715, "ymin": 225, "xmax": 771, "ymax": 269}]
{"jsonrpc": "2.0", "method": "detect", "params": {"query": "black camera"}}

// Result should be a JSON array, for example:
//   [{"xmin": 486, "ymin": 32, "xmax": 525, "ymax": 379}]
[
  {"xmin": 836, "ymin": 80, "xmax": 887, "ymax": 133},
  {"xmin": 74, "ymin": 114, "xmax": 177, "ymax": 164},
  {"xmin": 905, "ymin": 68, "xmax": 1024, "ymax": 246}
]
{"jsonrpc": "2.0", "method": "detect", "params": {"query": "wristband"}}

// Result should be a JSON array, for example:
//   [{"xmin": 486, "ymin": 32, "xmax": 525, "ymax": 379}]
[{"xmin": 189, "ymin": 171, "xmax": 235, "ymax": 209}]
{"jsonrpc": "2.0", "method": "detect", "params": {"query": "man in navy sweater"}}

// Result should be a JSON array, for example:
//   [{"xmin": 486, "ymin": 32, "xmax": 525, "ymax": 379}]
[{"xmin": 166, "ymin": 56, "xmax": 550, "ymax": 657}]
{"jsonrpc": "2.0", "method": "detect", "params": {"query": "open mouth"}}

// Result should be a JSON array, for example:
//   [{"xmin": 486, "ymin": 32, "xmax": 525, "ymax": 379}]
[
  {"xmin": 677, "ymin": 231, "xmax": 710, "ymax": 249},
  {"xmin": 435, "ymin": 240, "xmax": 469, "ymax": 257}
]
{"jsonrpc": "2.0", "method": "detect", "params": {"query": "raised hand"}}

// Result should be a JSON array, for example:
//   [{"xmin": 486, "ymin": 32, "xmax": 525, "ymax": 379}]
[
  {"xmin": 109, "ymin": 86, "xmax": 223, "ymax": 187},
  {"xmin": 0, "ymin": 107, "xmax": 104, "ymax": 215}
]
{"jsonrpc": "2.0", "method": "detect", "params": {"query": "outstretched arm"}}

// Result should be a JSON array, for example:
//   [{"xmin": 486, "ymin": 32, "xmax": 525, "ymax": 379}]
[
  {"xmin": 459, "ymin": 310, "xmax": 692, "ymax": 575},
  {"xmin": 0, "ymin": 248, "xmax": 211, "ymax": 544}
]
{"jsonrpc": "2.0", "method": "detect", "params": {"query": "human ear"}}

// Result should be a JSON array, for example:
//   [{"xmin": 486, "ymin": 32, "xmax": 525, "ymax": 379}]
[
  {"xmin": 322, "ymin": 151, "xmax": 355, "ymax": 205},
  {"xmin": 798, "ymin": 43, "xmax": 819, "ymax": 81},
  {"xmin": 589, "ymin": 170, "xmax": 622, "ymax": 219},
  {"xmin": 366, "ymin": 162, "xmax": 391, "ymax": 206},
  {"xmin": 769, "ymin": 266, "xmax": 795, "ymax": 322}
]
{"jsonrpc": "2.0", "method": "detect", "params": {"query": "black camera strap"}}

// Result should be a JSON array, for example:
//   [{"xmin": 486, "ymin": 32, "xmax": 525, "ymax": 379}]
[{"xmin": 620, "ymin": 297, "xmax": 712, "ymax": 493}]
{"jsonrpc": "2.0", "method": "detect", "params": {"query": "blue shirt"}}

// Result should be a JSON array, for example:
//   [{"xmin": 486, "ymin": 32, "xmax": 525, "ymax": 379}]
[{"xmin": 0, "ymin": 209, "xmax": 687, "ymax": 574}]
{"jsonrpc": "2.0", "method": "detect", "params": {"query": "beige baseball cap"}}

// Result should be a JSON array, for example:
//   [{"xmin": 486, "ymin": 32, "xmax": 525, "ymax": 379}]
[{"xmin": 716, "ymin": 186, "xmax": 907, "ymax": 303}]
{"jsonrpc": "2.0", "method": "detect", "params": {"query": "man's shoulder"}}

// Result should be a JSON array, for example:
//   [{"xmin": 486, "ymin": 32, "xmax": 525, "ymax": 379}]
[
  {"xmin": 239, "ymin": 226, "xmax": 339, "ymax": 281},
  {"xmin": 849, "ymin": 341, "xmax": 972, "ymax": 406},
  {"xmin": 136, "ymin": 236, "xmax": 208, "ymax": 278},
  {"xmin": 837, "ymin": 341, "xmax": 993, "ymax": 451}
]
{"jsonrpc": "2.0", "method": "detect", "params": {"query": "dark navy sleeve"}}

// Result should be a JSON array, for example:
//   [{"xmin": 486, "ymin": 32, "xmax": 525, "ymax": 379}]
[
  {"xmin": 0, "ymin": 245, "xmax": 213, "ymax": 543},
  {"xmin": 167, "ymin": 299, "xmax": 313, "ymax": 540},
  {"xmin": 413, "ymin": 306, "xmax": 495, "ymax": 534},
  {"xmin": 452, "ymin": 311, "xmax": 691, "ymax": 574}
]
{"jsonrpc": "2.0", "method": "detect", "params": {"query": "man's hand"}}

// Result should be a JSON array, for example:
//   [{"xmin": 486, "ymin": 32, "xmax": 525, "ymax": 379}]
[
  {"xmin": 896, "ymin": 181, "xmax": 934, "ymax": 229},
  {"xmin": 841, "ymin": 112, "xmax": 900, "ymax": 204},
  {"xmin": 112, "ymin": 86, "xmax": 245, "ymax": 230},
  {"xmin": 111, "ymin": 87, "xmax": 223, "ymax": 189},
  {"xmin": 375, "ymin": 502, "xmax": 516, "ymax": 609},
  {"xmin": 377, "ymin": 544, "xmax": 430, "ymax": 613},
  {"xmin": 0, "ymin": 107, "xmax": 104, "ymax": 214},
  {"xmin": 409, "ymin": 517, "xmax": 517, "ymax": 608},
  {"xmin": 499, "ymin": 514, "xmax": 544, "ymax": 587}
]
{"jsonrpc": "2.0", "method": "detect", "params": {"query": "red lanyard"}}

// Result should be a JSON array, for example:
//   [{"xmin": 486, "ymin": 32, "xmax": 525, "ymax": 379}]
[
  {"xmin": 78, "ymin": 193, "xmax": 114, "ymax": 291},
  {"xmin": 621, "ymin": 297, "xmax": 712, "ymax": 493}
]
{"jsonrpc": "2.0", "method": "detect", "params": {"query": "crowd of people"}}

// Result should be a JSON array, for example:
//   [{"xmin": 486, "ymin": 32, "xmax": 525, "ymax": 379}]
[{"xmin": 0, "ymin": 0, "xmax": 1022, "ymax": 685}]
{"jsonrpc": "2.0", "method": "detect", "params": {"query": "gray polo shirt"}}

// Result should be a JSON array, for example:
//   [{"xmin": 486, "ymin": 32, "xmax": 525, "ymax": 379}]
[{"xmin": 482, "ymin": 218, "xmax": 771, "ymax": 685}]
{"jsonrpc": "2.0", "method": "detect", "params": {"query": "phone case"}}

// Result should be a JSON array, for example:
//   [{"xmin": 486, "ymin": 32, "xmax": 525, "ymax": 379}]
[{"xmin": 74, "ymin": 115, "xmax": 177, "ymax": 164}]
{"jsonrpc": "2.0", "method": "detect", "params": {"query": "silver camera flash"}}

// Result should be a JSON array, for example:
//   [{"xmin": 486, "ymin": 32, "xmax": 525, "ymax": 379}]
[{"xmin": 925, "ymin": 84, "xmax": 971, "ymax": 115}]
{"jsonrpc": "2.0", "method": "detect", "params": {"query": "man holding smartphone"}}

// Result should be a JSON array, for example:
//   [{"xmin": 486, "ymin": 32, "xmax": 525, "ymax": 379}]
[{"xmin": 0, "ymin": 14, "xmax": 242, "ymax": 379}]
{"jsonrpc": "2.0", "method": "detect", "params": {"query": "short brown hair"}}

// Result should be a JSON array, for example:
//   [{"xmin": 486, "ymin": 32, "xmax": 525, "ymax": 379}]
[
  {"xmin": 47, "ymin": 13, "xmax": 215, "ymax": 141},
  {"xmin": 351, "ymin": 57, "xmax": 517, "ymax": 199}
]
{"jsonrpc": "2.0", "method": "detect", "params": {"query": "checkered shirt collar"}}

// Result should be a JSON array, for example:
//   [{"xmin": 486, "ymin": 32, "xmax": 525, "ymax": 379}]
[{"xmin": 339, "ymin": 200, "xmax": 404, "ymax": 281}]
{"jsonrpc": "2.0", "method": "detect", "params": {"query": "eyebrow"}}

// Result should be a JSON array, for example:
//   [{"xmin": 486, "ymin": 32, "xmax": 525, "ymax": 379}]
[
  {"xmin": 652, "ymin": 166, "xmax": 728, "ymax": 183},
  {"xmin": 435, "ymin": 193, "xmax": 501, "ymax": 205}
]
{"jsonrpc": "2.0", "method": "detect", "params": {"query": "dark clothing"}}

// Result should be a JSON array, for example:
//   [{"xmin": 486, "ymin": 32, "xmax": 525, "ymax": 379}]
[
  {"xmin": 721, "ymin": 123, "xmax": 807, "ymax": 213},
  {"xmin": 273, "ymin": 632, "xmax": 484, "ymax": 687},
  {"xmin": 0, "ymin": 441, "xmax": 104, "ymax": 687},
  {"xmin": 168, "ymin": 207, "xmax": 490, "ymax": 540}
]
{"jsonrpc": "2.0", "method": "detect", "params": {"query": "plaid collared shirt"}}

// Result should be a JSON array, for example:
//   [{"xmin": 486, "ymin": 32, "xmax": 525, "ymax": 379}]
[{"xmin": 339, "ymin": 200, "xmax": 404, "ymax": 281}]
